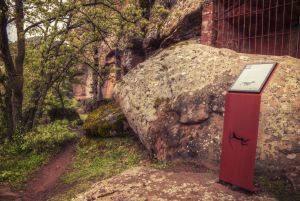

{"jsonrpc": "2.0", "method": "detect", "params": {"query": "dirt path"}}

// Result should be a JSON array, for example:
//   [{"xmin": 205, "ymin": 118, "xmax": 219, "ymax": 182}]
[{"xmin": 20, "ymin": 141, "xmax": 77, "ymax": 201}]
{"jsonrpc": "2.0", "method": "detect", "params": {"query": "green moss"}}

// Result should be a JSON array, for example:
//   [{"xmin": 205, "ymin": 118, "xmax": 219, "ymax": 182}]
[
  {"xmin": 83, "ymin": 102, "xmax": 126, "ymax": 137},
  {"xmin": 256, "ymin": 176, "xmax": 300, "ymax": 201}
]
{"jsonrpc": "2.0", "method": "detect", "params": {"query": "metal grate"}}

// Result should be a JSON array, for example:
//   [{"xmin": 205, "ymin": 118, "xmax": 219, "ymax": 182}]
[{"xmin": 214, "ymin": 0, "xmax": 300, "ymax": 58}]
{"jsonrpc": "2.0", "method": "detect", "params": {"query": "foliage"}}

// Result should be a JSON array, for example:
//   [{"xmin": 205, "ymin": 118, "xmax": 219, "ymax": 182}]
[
  {"xmin": 47, "ymin": 107, "xmax": 81, "ymax": 122},
  {"xmin": 49, "ymin": 135, "xmax": 146, "ymax": 200},
  {"xmin": 63, "ymin": 136, "xmax": 144, "ymax": 183},
  {"xmin": 0, "ymin": 120, "xmax": 77, "ymax": 187},
  {"xmin": 21, "ymin": 120, "xmax": 77, "ymax": 153},
  {"xmin": 83, "ymin": 102, "xmax": 125, "ymax": 137},
  {"xmin": 0, "ymin": 147, "xmax": 50, "ymax": 188}
]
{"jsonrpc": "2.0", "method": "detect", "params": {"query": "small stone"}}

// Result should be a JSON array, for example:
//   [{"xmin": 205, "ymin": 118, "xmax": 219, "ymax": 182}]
[
  {"xmin": 212, "ymin": 105, "xmax": 218, "ymax": 111},
  {"xmin": 286, "ymin": 154, "xmax": 297, "ymax": 160}
]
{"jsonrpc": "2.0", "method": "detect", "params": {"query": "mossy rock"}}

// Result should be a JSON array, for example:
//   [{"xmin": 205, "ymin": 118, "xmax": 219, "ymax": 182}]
[{"xmin": 83, "ymin": 102, "xmax": 126, "ymax": 137}]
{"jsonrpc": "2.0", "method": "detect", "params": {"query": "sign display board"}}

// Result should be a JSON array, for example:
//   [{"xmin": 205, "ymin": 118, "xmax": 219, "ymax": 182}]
[
  {"xmin": 229, "ymin": 63, "xmax": 277, "ymax": 93},
  {"xmin": 219, "ymin": 62, "xmax": 277, "ymax": 192}
]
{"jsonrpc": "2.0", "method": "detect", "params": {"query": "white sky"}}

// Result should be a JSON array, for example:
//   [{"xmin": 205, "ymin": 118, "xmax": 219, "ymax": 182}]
[{"xmin": 8, "ymin": 25, "xmax": 17, "ymax": 42}]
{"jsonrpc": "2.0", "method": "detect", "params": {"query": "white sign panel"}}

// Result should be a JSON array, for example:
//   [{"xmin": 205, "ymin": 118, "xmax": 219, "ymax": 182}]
[{"xmin": 229, "ymin": 63, "xmax": 277, "ymax": 93}]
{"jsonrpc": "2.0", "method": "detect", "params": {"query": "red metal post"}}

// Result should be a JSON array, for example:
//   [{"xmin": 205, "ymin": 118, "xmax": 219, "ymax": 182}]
[
  {"xmin": 233, "ymin": 0, "xmax": 235, "ymax": 50},
  {"xmin": 249, "ymin": 0, "xmax": 252, "ymax": 53},
  {"xmin": 218, "ymin": 0, "xmax": 220, "ymax": 47},
  {"xmin": 297, "ymin": 17, "xmax": 300, "ymax": 58},
  {"xmin": 255, "ymin": 0, "xmax": 258, "ymax": 54},
  {"xmin": 268, "ymin": 0, "xmax": 272, "ymax": 55},
  {"xmin": 288, "ymin": 0, "xmax": 294, "ymax": 55},
  {"xmin": 261, "ymin": 0, "xmax": 265, "ymax": 54},
  {"xmin": 243, "ymin": 0, "xmax": 246, "ymax": 51},
  {"xmin": 227, "ymin": 0, "xmax": 230, "ymax": 48},
  {"xmin": 223, "ymin": 0, "xmax": 225, "ymax": 48},
  {"xmin": 238, "ymin": 0, "xmax": 240, "ymax": 51},
  {"xmin": 281, "ymin": 0, "xmax": 286, "ymax": 55},
  {"xmin": 274, "ymin": 0, "xmax": 279, "ymax": 55}
]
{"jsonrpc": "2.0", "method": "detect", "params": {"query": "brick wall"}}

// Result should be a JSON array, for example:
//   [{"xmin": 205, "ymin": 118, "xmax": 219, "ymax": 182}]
[{"xmin": 200, "ymin": 1, "xmax": 215, "ymax": 46}]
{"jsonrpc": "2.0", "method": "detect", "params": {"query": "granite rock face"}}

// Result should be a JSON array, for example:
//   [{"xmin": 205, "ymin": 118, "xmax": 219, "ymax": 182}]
[
  {"xmin": 143, "ymin": 0, "xmax": 203, "ymax": 54},
  {"xmin": 114, "ymin": 41, "xmax": 300, "ymax": 188}
]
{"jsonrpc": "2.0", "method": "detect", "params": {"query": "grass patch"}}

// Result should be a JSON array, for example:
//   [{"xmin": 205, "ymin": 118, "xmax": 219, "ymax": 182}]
[
  {"xmin": 0, "ymin": 150, "xmax": 51, "ymax": 188},
  {"xmin": 256, "ymin": 176, "xmax": 300, "ymax": 201},
  {"xmin": 49, "ymin": 135, "xmax": 147, "ymax": 200},
  {"xmin": 0, "ymin": 120, "xmax": 77, "ymax": 188},
  {"xmin": 62, "ymin": 136, "xmax": 145, "ymax": 183},
  {"xmin": 150, "ymin": 158, "xmax": 172, "ymax": 170}
]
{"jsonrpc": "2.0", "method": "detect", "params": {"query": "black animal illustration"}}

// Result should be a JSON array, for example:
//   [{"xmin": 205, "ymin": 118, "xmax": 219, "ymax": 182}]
[
  {"xmin": 242, "ymin": 81, "xmax": 255, "ymax": 86},
  {"xmin": 230, "ymin": 132, "xmax": 250, "ymax": 145}
]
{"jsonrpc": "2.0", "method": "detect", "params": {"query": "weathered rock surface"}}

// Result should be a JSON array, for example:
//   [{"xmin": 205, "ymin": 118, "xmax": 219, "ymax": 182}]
[
  {"xmin": 72, "ymin": 166, "xmax": 276, "ymax": 201},
  {"xmin": 114, "ymin": 41, "xmax": 300, "ymax": 188},
  {"xmin": 143, "ymin": 0, "xmax": 203, "ymax": 54}
]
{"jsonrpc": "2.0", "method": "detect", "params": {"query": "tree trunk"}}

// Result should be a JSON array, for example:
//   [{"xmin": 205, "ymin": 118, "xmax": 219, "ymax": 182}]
[
  {"xmin": 115, "ymin": 48, "xmax": 123, "ymax": 80},
  {"xmin": 92, "ymin": 43, "xmax": 99, "ymax": 102},
  {"xmin": 13, "ymin": 0, "xmax": 25, "ymax": 132},
  {"xmin": 55, "ymin": 84, "xmax": 65, "ymax": 109},
  {"xmin": 0, "ymin": 0, "xmax": 25, "ymax": 137},
  {"xmin": 22, "ymin": 83, "xmax": 49, "ymax": 130},
  {"xmin": 32, "ymin": 86, "xmax": 49, "ymax": 127},
  {"xmin": 4, "ymin": 88, "xmax": 13, "ymax": 140}
]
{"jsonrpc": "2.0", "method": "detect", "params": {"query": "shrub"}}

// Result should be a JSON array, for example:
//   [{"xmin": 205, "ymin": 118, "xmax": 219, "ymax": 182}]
[
  {"xmin": 83, "ymin": 102, "xmax": 126, "ymax": 137},
  {"xmin": 21, "ymin": 120, "xmax": 77, "ymax": 152},
  {"xmin": 48, "ymin": 107, "xmax": 82, "ymax": 124},
  {"xmin": 0, "ymin": 120, "xmax": 76, "ymax": 186}
]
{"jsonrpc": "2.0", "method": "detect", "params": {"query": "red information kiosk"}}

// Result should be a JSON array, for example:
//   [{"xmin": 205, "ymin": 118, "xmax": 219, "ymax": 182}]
[{"xmin": 219, "ymin": 63, "xmax": 277, "ymax": 191}]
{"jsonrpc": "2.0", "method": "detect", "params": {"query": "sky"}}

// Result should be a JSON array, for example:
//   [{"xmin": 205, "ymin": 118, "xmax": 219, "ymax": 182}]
[{"xmin": 8, "ymin": 25, "xmax": 17, "ymax": 42}]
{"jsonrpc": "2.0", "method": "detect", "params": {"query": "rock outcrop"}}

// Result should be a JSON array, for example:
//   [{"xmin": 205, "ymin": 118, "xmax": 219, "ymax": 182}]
[
  {"xmin": 143, "ymin": 0, "xmax": 203, "ymax": 54},
  {"xmin": 73, "ymin": 166, "xmax": 276, "ymax": 201},
  {"xmin": 114, "ymin": 41, "xmax": 300, "ymax": 188}
]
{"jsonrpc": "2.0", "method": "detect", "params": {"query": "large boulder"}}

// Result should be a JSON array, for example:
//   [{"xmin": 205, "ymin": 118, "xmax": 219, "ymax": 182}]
[{"xmin": 114, "ymin": 41, "xmax": 300, "ymax": 188}]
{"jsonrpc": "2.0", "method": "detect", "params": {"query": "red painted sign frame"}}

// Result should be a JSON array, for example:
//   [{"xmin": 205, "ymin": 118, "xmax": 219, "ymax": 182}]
[{"xmin": 219, "ymin": 63, "xmax": 277, "ymax": 191}]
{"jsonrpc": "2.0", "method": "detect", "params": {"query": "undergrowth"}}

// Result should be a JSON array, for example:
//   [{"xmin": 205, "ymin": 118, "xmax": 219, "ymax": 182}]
[
  {"xmin": 49, "ymin": 135, "xmax": 147, "ymax": 201},
  {"xmin": 63, "ymin": 136, "xmax": 145, "ymax": 183},
  {"xmin": 0, "ymin": 120, "xmax": 77, "ymax": 188}
]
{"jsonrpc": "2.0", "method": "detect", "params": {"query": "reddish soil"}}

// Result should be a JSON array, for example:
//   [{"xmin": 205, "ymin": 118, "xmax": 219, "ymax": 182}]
[{"xmin": 21, "ymin": 141, "xmax": 77, "ymax": 201}]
